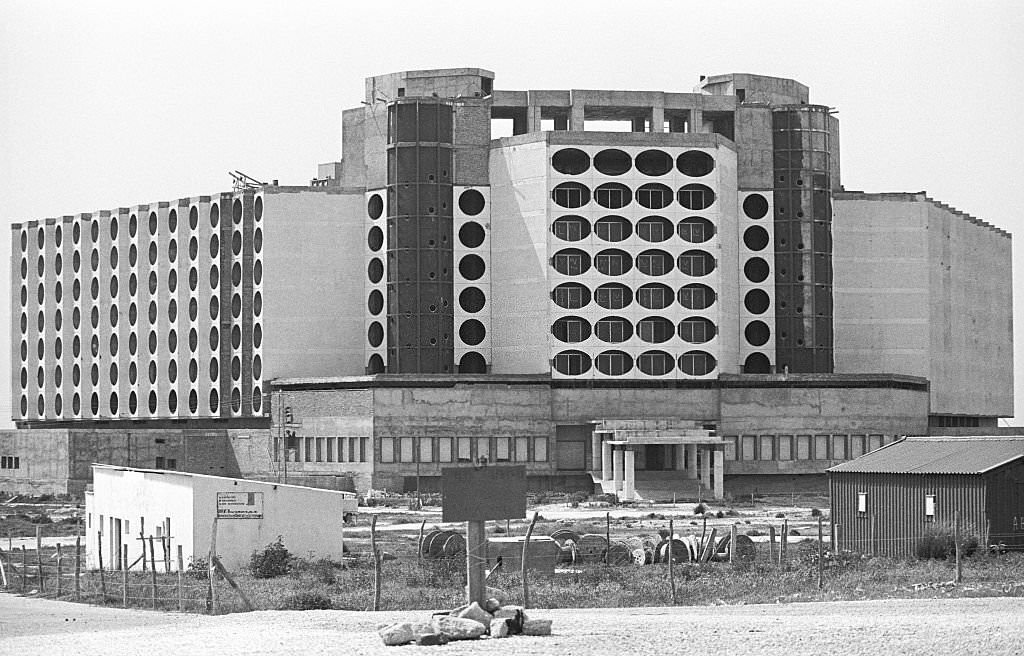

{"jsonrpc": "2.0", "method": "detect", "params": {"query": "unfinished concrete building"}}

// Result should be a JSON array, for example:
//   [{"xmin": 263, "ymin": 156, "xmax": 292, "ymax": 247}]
[{"xmin": 3, "ymin": 68, "xmax": 1013, "ymax": 499}]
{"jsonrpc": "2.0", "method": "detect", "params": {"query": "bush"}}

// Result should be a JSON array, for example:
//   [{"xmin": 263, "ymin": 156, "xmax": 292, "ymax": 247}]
[
  {"xmin": 186, "ymin": 557, "xmax": 210, "ymax": 580},
  {"xmin": 693, "ymin": 503, "xmax": 707, "ymax": 515},
  {"xmin": 291, "ymin": 557, "xmax": 339, "ymax": 584},
  {"xmin": 715, "ymin": 511, "xmax": 725, "ymax": 519},
  {"xmin": 278, "ymin": 592, "xmax": 333, "ymax": 610},
  {"xmin": 916, "ymin": 522, "xmax": 980, "ymax": 560},
  {"xmin": 29, "ymin": 514, "xmax": 53, "ymax": 524},
  {"xmin": 250, "ymin": 536, "xmax": 292, "ymax": 578},
  {"xmin": 746, "ymin": 529, "xmax": 763, "ymax": 537},
  {"xmin": 810, "ymin": 508, "xmax": 822, "ymax": 517},
  {"xmin": 774, "ymin": 512, "xmax": 786, "ymax": 519},
  {"xmin": 569, "ymin": 491, "xmax": 589, "ymax": 508}
]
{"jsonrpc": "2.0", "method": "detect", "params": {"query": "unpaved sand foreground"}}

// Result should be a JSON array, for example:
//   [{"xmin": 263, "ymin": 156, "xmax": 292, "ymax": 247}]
[{"xmin": 1, "ymin": 594, "xmax": 1022, "ymax": 655}]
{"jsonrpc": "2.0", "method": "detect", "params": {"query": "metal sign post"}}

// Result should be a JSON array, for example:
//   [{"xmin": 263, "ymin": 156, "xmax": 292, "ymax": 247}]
[{"xmin": 442, "ymin": 463, "xmax": 526, "ymax": 606}]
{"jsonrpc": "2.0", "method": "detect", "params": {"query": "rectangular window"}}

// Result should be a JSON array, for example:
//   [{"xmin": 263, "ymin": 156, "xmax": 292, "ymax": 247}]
[
  {"xmin": 595, "ymin": 253, "xmax": 627, "ymax": 276},
  {"xmin": 723, "ymin": 435, "xmax": 738, "ymax": 461},
  {"xmin": 166, "ymin": 458, "xmax": 177, "ymax": 470},
  {"xmin": 678, "ymin": 286, "xmax": 706, "ymax": 308},
  {"xmin": 636, "ymin": 253, "xmax": 668, "ymax": 276},
  {"xmin": 678, "ymin": 318, "xmax": 708, "ymax": 342},
  {"xmin": 380, "ymin": 438, "xmax": 395, "ymax": 464},
  {"xmin": 476, "ymin": 437, "xmax": 490, "ymax": 463},
  {"xmin": 814, "ymin": 434, "xmax": 829, "ymax": 459},
  {"xmin": 514, "ymin": 437, "xmax": 529, "ymax": 462},
  {"xmin": 399, "ymin": 437, "xmax": 414, "ymax": 463},
  {"xmin": 338, "ymin": 437, "xmax": 347, "ymax": 462},
  {"xmin": 553, "ymin": 286, "xmax": 584, "ymax": 309},
  {"xmin": 566, "ymin": 318, "xmax": 586, "ymax": 342},
  {"xmin": 849, "ymin": 435, "xmax": 865, "ymax": 459},
  {"xmin": 553, "ymin": 217, "xmax": 585, "ymax": 241},
  {"xmin": 304, "ymin": 437, "xmax": 314, "ymax": 462},
  {"xmin": 741, "ymin": 435, "xmax": 756, "ymax": 460},
  {"xmin": 638, "ymin": 319, "xmax": 672, "ymax": 343},
  {"xmin": 600, "ymin": 319, "xmax": 628, "ymax": 342},
  {"xmin": 778, "ymin": 435, "xmax": 793, "ymax": 460},
  {"xmin": 437, "ymin": 437, "xmax": 453, "ymax": 463},
  {"xmin": 155, "ymin": 456, "xmax": 165, "ymax": 469},
  {"xmin": 533, "ymin": 437, "xmax": 548, "ymax": 462},
  {"xmin": 316, "ymin": 438, "xmax": 324, "ymax": 462},
  {"xmin": 553, "ymin": 253, "xmax": 584, "ymax": 275},
  {"xmin": 637, "ymin": 285, "xmax": 669, "ymax": 308},
  {"xmin": 361, "ymin": 437, "xmax": 369, "ymax": 462},
  {"xmin": 857, "ymin": 492, "xmax": 867, "ymax": 514},
  {"xmin": 925, "ymin": 494, "xmax": 935, "ymax": 519},
  {"xmin": 679, "ymin": 253, "xmax": 708, "ymax": 276},
  {"xmin": 638, "ymin": 221, "xmax": 667, "ymax": 242},
  {"xmin": 326, "ymin": 438, "xmax": 335, "ymax": 462},
  {"xmin": 419, "ymin": 438, "xmax": 433, "ymax": 463},
  {"xmin": 759, "ymin": 436, "xmax": 774, "ymax": 461},
  {"xmin": 796, "ymin": 435, "xmax": 811, "ymax": 460},
  {"xmin": 832, "ymin": 435, "xmax": 847, "ymax": 460},
  {"xmin": 868, "ymin": 434, "xmax": 883, "ymax": 452},
  {"xmin": 554, "ymin": 186, "xmax": 585, "ymax": 207},
  {"xmin": 495, "ymin": 437, "xmax": 510, "ymax": 462},
  {"xmin": 595, "ymin": 286, "xmax": 627, "ymax": 309},
  {"xmin": 457, "ymin": 437, "xmax": 472, "ymax": 462}
]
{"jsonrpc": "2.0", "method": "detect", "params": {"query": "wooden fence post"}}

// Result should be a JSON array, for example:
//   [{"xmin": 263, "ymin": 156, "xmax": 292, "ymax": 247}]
[
  {"xmin": 36, "ymin": 526, "xmax": 44, "ymax": 593},
  {"xmin": 97, "ymin": 533, "xmax": 106, "ymax": 604},
  {"xmin": 149, "ymin": 536, "xmax": 158, "ymax": 610},
  {"xmin": 122, "ymin": 545, "xmax": 129, "ymax": 608},
  {"xmin": 208, "ymin": 517, "xmax": 218, "ymax": 615},
  {"xmin": 817, "ymin": 515, "xmax": 824, "ymax": 590},
  {"xmin": 768, "ymin": 525, "xmax": 776, "ymax": 564},
  {"xmin": 605, "ymin": 512, "xmax": 611, "ymax": 566},
  {"xmin": 521, "ymin": 511, "xmax": 539, "ymax": 609},
  {"xmin": 212, "ymin": 556, "xmax": 254, "ymax": 611},
  {"xmin": 668, "ymin": 519, "xmax": 676, "ymax": 605},
  {"xmin": 833, "ymin": 523, "xmax": 840, "ymax": 556},
  {"xmin": 730, "ymin": 524, "xmax": 737, "ymax": 564},
  {"xmin": 177, "ymin": 545, "xmax": 184, "ymax": 613},
  {"xmin": 74, "ymin": 535, "xmax": 81, "ymax": 601},
  {"xmin": 370, "ymin": 515, "xmax": 381, "ymax": 611},
  {"xmin": 0, "ymin": 547, "xmax": 8, "ymax": 587},
  {"xmin": 780, "ymin": 519, "xmax": 789, "ymax": 568},
  {"xmin": 56, "ymin": 543, "xmax": 63, "ymax": 598},
  {"xmin": 954, "ymin": 511, "xmax": 962, "ymax": 584},
  {"xmin": 417, "ymin": 520, "xmax": 426, "ymax": 564}
]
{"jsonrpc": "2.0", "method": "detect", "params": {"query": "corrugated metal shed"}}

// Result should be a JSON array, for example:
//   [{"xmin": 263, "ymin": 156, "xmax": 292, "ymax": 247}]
[{"xmin": 827, "ymin": 437, "xmax": 1024, "ymax": 475}]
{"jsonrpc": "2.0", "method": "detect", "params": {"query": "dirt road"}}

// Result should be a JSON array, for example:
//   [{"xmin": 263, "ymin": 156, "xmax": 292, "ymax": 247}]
[{"xmin": 1, "ymin": 594, "xmax": 1022, "ymax": 655}]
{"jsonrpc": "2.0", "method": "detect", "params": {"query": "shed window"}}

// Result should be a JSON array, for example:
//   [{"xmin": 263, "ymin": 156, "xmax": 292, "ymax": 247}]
[
  {"xmin": 533, "ymin": 437, "xmax": 548, "ymax": 462},
  {"xmin": 380, "ymin": 437, "xmax": 395, "ymax": 463},
  {"xmin": 457, "ymin": 437, "xmax": 472, "ymax": 462},
  {"xmin": 438, "ymin": 437, "xmax": 453, "ymax": 463},
  {"xmin": 419, "ymin": 438, "xmax": 433, "ymax": 463},
  {"xmin": 515, "ymin": 437, "xmax": 529, "ymax": 462},
  {"xmin": 399, "ymin": 437, "xmax": 414, "ymax": 463},
  {"xmin": 857, "ymin": 492, "xmax": 867, "ymax": 514},
  {"xmin": 925, "ymin": 494, "xmax": 935, "ymax": 520}
]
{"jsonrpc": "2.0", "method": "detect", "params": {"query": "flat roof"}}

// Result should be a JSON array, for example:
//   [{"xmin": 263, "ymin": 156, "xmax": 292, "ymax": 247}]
[{"xmin": 90, "ymin": 464, "xmax": 356, "ymax": 497}]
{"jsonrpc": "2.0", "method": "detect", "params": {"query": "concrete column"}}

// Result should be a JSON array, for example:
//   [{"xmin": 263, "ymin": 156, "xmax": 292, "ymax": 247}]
[
  {"xmin": 691, "ymin": 108, "xmax": 703, "ymax": 133},
  {"xmin": 651, "ymin": 105, "xmax": 665, "ymax": 132},
  {"xmin": 602, "ymin": 441, "xmax": 613, "ymax": 481},
  {"xmin": 526, "ymin": 105, "xmax": 543, "ymax": 133},
  {"xmin": 623, "ymin": 449, "xmax": 636, "ymax": 501},
  {"xmin": 713, "ymin": 447, "xmax": 725, "ymax": 500},
  {"xmin": 591, "ymin": 432, "xmax": 602, "ymax": 472},
  {"xmin": 685, "ymin": 444, "xmax": 698, "ymax": 479},
  {"xmin": 700, "ymin": 446, "xmax": 712, "ymax": 489},
  {"xmin": 612, "ymin": 447, "xmax": 624, "ymax": 492},
  {"xmin": 674, "ymin": 445, "xmax": 686, "ymax": 471},
  {"xmin": 570, "ymin": 100, "xmax": 585, "ymax": 131}
]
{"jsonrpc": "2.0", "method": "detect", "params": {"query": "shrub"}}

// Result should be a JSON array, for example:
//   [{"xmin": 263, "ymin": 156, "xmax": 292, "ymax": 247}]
[
  {"xmin": 250, "ymin": 536, "xmax": 292, "ymax": 578},
  {"xmin": 186, "ymin": 557, "xmax": 210, "ymax": 580},
  {"xmin": 693, "ymin": 503, "xmax": 707, "ymax": 515},
  {"xmin": 746, "ymin": 529, "xmax": 763, "ymax": 537},
  {"xmin": 916, "ymin": 522, "xmax": 980, "ymax": 560},
  {"xmin": 774, "ymin": 512, "xmax": 786, "ymax": 519},
  {"xmin": 278, "ymin": 592, "xmax": 333, "ymax": 610},
  {"xmin": 810, "ymin": 508, "xmax": 822, "ymax": 517},
  {"xmin": 291, "ymin": 557, "xmax": 339, "ymax": 585},
  {"xmin": 569, "ymin": 491, "xmax": 589, "ymax": 507},
  {"xmin": 789, "ymin": 529, "xmax": 801, "ymax": 536},
  {"xmin": 29, "ymin": 514, "xmax": 53, "ymax": 524},
  {"xmin": 715, "ymin": 511, "xmax": 725, "ymax": 519}
]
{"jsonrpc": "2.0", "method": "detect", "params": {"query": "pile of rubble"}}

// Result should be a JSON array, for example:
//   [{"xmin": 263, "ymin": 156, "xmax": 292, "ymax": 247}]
[{"xmin": 378, "ymin": 598, "xmax": 552, "ymax": 646}]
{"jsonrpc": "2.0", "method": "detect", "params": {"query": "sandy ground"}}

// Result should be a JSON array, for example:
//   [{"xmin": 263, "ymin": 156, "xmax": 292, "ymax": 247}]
[{"xmin": 1, "ymin": 594, "xmax": 1022, "ymax": 655}]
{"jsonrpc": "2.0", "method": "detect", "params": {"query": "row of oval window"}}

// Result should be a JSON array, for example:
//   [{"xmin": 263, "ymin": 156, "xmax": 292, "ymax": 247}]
[
  {"xmin": 367, "ymin": 318, "xmax": 488, "ymax": 348},
  {"xmin": 551, "ymin": 283, "xmax": 770, "ymax": 314},
  {"xmin": 553, "ymin": 350, "xmax": 717, "ymax": 377},
  {"xmin": 367, "ymin": 188, "xmax": 488, "ymax": 220},
  {"xmin": 553, "ymin": 182, "xmax": 715, "ymax": 211},
  {"xmin": 552, "ymin": 215, "xmax": 717, "ymax": 244},
  {"xmin": 19, "ymin": 198, "xmax": 261, "ymax": 259},
  {"xmin": 552, "ymin": 316, "xmax": 717, "ymax": 345},
  {"xmin": 20, "ymin": 258, "xmax": 264, "ymax": 313},
  {"xmin": 21, "ymin": 386, "xmax": 262, "ymax": 419},
  {"xmin": 552, "ymin": 248, "xmax": 715, "ymax": 278},
  {"xmin": 20, "ymin": 290, "xmax": 261, "ymax": 347},
  {"xmin": 551, "ymin": 148, "xmax": 715, "ymax": 178},
  {"xmin": 20, "ymin": 344, "xmax": 263, "ymax": 391},
  {"xmin": 365, "ymin": 352, "xmax": 488, "ymax": 375},
  {"xmin": 367, "ymin": 222, "xmax": 486, "ymax": 253},
  {"xmin": 20, "ymin": 315, "xmax": 264, "ymax": 366}
]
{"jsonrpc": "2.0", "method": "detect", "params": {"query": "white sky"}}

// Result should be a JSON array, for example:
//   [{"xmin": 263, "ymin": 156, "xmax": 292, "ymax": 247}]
[{"xmin": 1, "ymin": 0, "xmax": 1022, "ymax": 425}]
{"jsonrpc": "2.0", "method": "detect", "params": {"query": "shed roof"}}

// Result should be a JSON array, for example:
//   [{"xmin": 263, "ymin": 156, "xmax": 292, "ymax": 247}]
[{"xmin": 827, "ymin": 437, "xmax": 1024, "ymax": 475}]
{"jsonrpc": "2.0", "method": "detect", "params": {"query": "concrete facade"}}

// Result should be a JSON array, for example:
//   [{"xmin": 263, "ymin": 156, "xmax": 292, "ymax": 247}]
[
  {"xmin": 85, "ymin": 464, "xmax": 357, "ymax": 571},
  {"xmin": 4, "ymin": 67, "xmax": 1013, "ymax": 497}
]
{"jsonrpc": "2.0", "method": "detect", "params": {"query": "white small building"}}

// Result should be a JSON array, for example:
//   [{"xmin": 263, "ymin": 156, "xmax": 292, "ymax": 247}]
[{"xmin": 85, "ymin": 464, "xmax": 357, "ymax": 571}]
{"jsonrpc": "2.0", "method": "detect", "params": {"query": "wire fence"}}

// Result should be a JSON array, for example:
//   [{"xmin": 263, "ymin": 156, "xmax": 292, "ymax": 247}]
[{"xmin": 2, "ymin": 511, "xmax": 1023, "ymax": 615}]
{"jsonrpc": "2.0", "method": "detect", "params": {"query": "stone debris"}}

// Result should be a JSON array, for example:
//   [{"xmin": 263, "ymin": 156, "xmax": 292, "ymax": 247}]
[{"xmin": 378, "ymin": 600, "xmax": 552, "ymax": 646}]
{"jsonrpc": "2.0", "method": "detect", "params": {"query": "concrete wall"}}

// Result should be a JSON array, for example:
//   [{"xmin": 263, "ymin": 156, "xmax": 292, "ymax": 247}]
[
  {"xmin": 833, "ymin": 193, "xmax": 1013, "ymax": 417},
  {"xmin": 85, "ymin": 466, "xmax": 356, "ymax": 571},
  {"xmin": 261, "ymin": 188, "xmax": 365, "ymax": 379},
  {"xmin": 489, "ymin": 138, "xmax": 551, "ymax": 373},
  {"xmin": 0, "ymin": 429, "xmax": 71, "ymax": 494},
  {"xmin": 926, "ymin": 201, "xmax": 1013, "ymax": 416}
]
